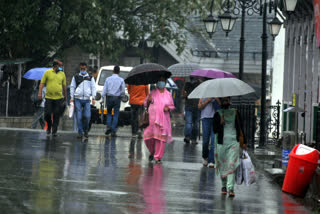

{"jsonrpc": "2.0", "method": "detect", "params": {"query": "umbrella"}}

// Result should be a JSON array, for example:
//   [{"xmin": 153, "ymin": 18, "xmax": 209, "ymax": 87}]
[
  {"xmin": 168, "ymin": 63, "xmax": 201, "ymax": 77},
  {"xmin": 190, "ymin": 68, "xmax": 236, "ymax": 79},
  {"xmin": 166, "ymin": 78, "xmax": 178, "ymax": 90},
  {"xmin": 23, "ymin": 67, "xmax": 50, "ymax": 80},
  {"xmin": 125, "ymin": 63, "xmax": 171, "ymax": 85},
  {"xmin": 188, "ymin": 78, "xmax": 255, "ymax": 99}
]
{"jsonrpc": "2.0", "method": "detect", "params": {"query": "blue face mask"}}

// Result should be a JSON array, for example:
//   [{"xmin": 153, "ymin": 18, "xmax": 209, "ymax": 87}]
[
  {"xmin": 156, "ymin": 81, "xmax": 166, "ymax": 89},
  {"xmin": 80, "ymin": 70, "xmax": 87, "ymax": 75},
  {"xmin": 58, "ymin": 67, "xmax": 63, "ymax": 71}
]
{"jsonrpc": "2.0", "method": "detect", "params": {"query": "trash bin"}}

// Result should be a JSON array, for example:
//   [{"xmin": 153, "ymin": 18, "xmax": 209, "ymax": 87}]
[
  {"xmin": 282, "ymin": 131, "xmax": 295, "ymax": 166},
  {"xmin": 282, "ymin": 144, "xmax": 319, "ymax": 197}
]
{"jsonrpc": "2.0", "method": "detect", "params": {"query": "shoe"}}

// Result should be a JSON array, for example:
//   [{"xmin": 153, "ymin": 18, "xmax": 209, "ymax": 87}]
[
  {"xmin": 46, "ymin": 130, "xmax": 51, "ymax": 137},
  {"xmin": 191, "ymin": 140, "xmax": 198, "ymax": 144},
  {"xmin": 84, "ymin": 132, "xmax": 89, "ymax": 138},
  {"xmin": 221, "ymin": 187, "xmax": 227, "ymax": 195},
  {"xmin": 105, "ymin": 129, "xmax": 112, "ymax": 135},
  {"xmin": 208, "ymin": 162, "xmax": 215, "ymax": 168},
  {"xmin": 149, "ymin": 155, "xmax": 154, "ymax": 162},
  {"xmin": 155, "ymin": 160, "xmax": 162, "ymax": 164},
  {"xmin": 203, "ymin": 159, "xmax": 208, "ymax": 166},
  {"xmin": 111, "ymin": 132, "xmax": 117, "ymax": 137},
  {"xmin": 52, "ymin": 132, "xmax": 57, "ymax": 137},
  {"xmin": 77, "ymin": 134, "xmax": 83, "ymax": 139},
  {"xmin": 184, "ymin": 137, "xmax": 190, "ymax": 144},
  {"xmin": 229, "ymin": 190, "xmax": 235, "ymax": 197}
]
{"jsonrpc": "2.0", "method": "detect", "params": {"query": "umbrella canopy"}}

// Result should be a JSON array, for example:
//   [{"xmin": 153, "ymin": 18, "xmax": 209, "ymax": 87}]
[
  {"xmin": 190, "ymin": 68, "xmax": 236, "ymax": 79},
  {"xmin": 166, "ymin": 78, "xmax": 178, "ymax": 90},
  {"xmin": 23, "ymin": 67, "xmax": 50, "ymax": 80},
  {"xmin": 168, "ymin": 63, "xmax": 201, "ymax": 77},
  {"xmin": 188, "ymin": 78, "xmax": 255, "ymax": 99},
  {"xmin": 125, "ymin": 63, "xmax": 171, "ymax": 85}
]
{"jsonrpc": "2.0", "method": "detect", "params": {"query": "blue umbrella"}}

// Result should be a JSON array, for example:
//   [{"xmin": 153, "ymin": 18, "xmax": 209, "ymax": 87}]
[{"xmin": 23, "ymin": 67, "xmax": 51, "ymax": 80}]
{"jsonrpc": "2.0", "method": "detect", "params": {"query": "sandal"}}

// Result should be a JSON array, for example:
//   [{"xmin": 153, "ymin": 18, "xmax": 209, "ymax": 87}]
[
  {"xmin": 155, "ymin": 160, "xmax": 162, "ymax": 164},
  {"xmin": 221, "ymin": 187, "xmax": 227, "ymax": 195},
  {"xmin": 229, "ymin": 190, "xmax": 235, "ymax": 197}
]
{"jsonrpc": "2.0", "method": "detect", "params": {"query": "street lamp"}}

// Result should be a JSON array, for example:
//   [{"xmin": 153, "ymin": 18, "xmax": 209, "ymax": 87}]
[
  {"xmin": 268, "ymin": 16, "xmax": 283, "ymax": 40},
  {"xmin": 283, "ymin": 0, "xmax": 298, "ymax": 12},
  {"xmin": 146, "ymin": 38, "xmax": 155, "ymax": 48},
  {"xmin": 203, "ymin": 0, "xmax": 285, "ymax": 148},
  {"xmin": 219, "ymin": 11, "xmax": 237, "ymax": 36},
  {"xmin": 204, "ymin": 15, "xmax": 219, "ymax": 38},
  {"xmin": 203, "ymin": 0, "xmax": 219, "ymax": 38}
]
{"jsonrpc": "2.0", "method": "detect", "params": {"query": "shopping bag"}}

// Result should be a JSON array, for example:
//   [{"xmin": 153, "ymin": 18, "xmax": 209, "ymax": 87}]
[
  {"xmin": 241, "ymin": 150, "xmax": 256, "ymax": 186},
  {"xmin": 69, "ymin": 102, "xmax": 74, "ymax": 118},
  {"xmin": 235, "ymin": 163, "xmax": 243, "ymax": 185}
]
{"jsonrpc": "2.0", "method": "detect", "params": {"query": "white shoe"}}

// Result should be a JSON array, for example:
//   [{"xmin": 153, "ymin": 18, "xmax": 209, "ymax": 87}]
[
  {"xmin": 203, "ymin": 159, "xmax": 208, "ymax": 166},
  {"xmin": 208, "ymin": 162, "xmax": 215, "ymax": 168}
]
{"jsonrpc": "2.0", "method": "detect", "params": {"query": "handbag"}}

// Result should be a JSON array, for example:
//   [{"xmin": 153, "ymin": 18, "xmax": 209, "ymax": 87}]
[{"xmin": 138, "ymin": 107, "xmax": 149, "ymax": 129}]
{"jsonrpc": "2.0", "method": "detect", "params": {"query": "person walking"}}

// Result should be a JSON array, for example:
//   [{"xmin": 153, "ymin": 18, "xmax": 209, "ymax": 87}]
[
  {"xmin": 31, "ymin": 86, "xmax": 46, "ymax": 129},
  {"xmin": 101, "ymin": 65, "xmax": 125, "ymax": 137},
  {"xmin": 198, "ymin": 97, "xmax": 220, "ymax": 167},
  {"xmin": 183, "ymin": 77, "xmax": 200, "ymax": 144},
  {"xmin": 143, "ymin": 75, "xmax": 175, "ymax": 164},
  {"xmin": 70, "ymin": 62, "xmax": 96, "ymax": 139},
  {"xmin": 38, "ymin": 60, "xmax": 67, "ymax": 137},
  {"xmin": 128, "ymin": 84, "xmax": 149, "ymax": 139},
  {"xmin": 213, "ymin": 97, "xmax": 246, "ymax": 197}
]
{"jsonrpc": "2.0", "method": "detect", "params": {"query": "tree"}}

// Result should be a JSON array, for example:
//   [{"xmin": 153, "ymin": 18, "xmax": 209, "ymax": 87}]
[{"xmin": 0, "ymin": 0, "xmax": 210, "ymax": 65}]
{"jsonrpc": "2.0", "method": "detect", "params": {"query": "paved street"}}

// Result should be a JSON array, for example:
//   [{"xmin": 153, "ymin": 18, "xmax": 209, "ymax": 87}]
[{"xmin": 0, "ymin": 128, "xmax": 313, "ymax": 214}]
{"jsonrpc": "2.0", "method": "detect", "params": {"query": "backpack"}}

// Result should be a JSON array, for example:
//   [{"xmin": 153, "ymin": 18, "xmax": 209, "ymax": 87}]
[{"xmin": 74, "ymin": 74, "xmax": 93, "ymax": 88}]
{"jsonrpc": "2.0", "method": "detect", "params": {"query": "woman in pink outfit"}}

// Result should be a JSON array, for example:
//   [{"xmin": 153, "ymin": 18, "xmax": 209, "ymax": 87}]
[{"xmin": 143, "ymin": 76, "xmax": 175, "ymax": 164}]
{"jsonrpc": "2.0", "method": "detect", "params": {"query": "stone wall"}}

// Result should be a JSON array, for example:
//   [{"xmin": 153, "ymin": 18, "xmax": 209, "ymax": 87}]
[{"xmin": 0, "ymin": 117, "xmax": 34, "ymax": 129}]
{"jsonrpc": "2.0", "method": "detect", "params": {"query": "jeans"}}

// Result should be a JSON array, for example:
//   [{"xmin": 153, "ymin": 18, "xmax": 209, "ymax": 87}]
[
  {"xmin": 31, "ymin": 107, "xmax": 45, "ymax": 129},
  {"xmin": 131, "ymin": 104, "xmax": 143, "ymax": 135},
  {"xmin": 202, "ymin": 118, "xmax": 215, "ymax": 163},
  {"xmin": 45, "ymin": 98, "xmax": 64, "ymax": 134},
  {"xmin": 106, "ymin": 96, "xmax": 121, "ymax": 132},
  {"xmin": 184, "ymin": 106, "xmax": 200, "ymax": 140},
  {"xmin": 74, "ymin": 98, "xmax": 91, "ymax": 134}
]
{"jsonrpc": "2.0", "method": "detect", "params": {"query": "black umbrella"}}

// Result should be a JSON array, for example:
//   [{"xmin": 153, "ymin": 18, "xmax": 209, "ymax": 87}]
[{"xmin": 125, "ymin": 63, "xmax": 171, "ymax": 85}]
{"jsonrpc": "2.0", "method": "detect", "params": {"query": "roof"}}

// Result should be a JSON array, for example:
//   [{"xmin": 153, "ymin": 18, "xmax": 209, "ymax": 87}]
[{"xmin": 0, "ymin": 58, "xmax": 33, "ymax": 65}]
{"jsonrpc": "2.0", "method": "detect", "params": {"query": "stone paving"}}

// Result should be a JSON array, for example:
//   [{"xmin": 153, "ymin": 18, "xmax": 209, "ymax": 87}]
[{"xmin": 0, "ymin": 128, "xmax": 314, "ymax": 214}]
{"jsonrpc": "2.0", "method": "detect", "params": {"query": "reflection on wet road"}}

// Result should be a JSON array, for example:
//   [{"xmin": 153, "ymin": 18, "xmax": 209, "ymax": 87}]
[{"xmin": 0, "ymin": 130, "xmax": 313, "ymax": 213}]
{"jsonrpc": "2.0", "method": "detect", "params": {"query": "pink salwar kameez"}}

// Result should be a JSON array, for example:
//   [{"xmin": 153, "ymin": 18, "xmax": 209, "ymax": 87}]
[{"xmin": 143, "ymin": 88, "xmax": 175, "ymax": 161}]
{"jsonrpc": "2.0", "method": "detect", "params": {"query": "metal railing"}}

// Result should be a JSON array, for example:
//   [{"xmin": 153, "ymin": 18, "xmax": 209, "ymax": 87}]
[
  {"xmin": 233, "ymin": 101, "xmax": 281, "ymax": 148},
  {"xmin": 0, "ymin": 87, "xmax": 35, "ymax": 116}
]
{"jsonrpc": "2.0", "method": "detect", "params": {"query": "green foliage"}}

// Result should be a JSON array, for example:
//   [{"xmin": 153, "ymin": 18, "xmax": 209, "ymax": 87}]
[{"xmin": 0, "ymin": 0, "xmax": 209, "ymax": 63}]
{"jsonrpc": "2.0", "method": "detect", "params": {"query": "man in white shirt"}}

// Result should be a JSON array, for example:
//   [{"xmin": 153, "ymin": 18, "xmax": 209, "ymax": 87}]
[
  {"xmin": 70, "ymin": 62, "xmax": 97, "ymax": 139},
  {"xmin": 101, "ymin": 65, "xmax": 125, "ymax": 137}
]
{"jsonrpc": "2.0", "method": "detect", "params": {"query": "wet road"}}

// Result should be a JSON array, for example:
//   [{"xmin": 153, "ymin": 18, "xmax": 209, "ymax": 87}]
[{"xmin": 0, "ymin": 129, "xmax": 313, "ymax": 214}]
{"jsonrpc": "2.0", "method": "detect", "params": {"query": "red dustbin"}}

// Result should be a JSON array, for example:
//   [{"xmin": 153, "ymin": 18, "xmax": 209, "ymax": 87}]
[{"xmin": 282, "ymin": 144, "xmax": 319, "ymax": 197}]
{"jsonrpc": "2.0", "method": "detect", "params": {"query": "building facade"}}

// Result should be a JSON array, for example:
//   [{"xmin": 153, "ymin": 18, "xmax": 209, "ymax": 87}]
[{"xmin": 281, "ymin": 0, "xmax": 319, "ymax": 144}]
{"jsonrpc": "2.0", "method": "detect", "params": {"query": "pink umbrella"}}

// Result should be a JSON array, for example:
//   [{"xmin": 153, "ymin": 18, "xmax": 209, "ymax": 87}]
[{"xmin": 190, "ymin": 68, "xmax": 236, "ymax": 79}]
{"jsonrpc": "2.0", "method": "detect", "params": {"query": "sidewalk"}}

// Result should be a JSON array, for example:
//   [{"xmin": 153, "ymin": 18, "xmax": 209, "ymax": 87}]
[{"xmin": 248, "ymin": 143, "xmax": 320, "ymax": 212}]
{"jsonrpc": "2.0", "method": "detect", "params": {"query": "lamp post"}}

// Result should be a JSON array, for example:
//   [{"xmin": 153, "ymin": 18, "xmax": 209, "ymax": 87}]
[{"xmin": 203, "ymin": 0, "xmax": 292, "ymax": 147}]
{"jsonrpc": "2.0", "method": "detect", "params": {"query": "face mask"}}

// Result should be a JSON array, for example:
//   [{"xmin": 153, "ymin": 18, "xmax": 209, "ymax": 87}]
[
  {"xmin": 80, "ymin": 70, "xmax": 87, "ymax": 75},
  {"xmin": 58, "ymin": 67, "xmax": 63, "ymax": 71},
  {"xmin": 156, "ymin": 81, "xmax": 166, "ymax": 89}
]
